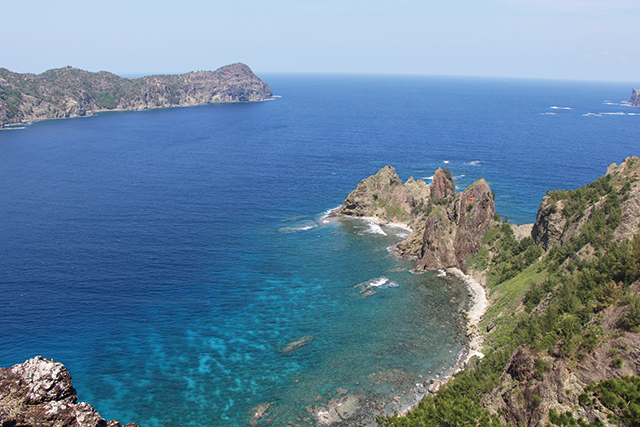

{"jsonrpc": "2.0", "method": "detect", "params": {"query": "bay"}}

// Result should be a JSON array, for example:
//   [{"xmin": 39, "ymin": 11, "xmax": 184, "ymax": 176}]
[{"xmin": 0, "ymin": 74, "xmax": 638, "ymax": 426}]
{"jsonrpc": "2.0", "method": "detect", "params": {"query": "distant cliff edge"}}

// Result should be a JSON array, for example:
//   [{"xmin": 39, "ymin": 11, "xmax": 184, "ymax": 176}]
[
  {"xmin": 630, "ymin": 88, "xmax": 640, "ymax": 107},
  {"xmin": 0, "ymin": 63, "xmax": 272, "ymax": 126}
]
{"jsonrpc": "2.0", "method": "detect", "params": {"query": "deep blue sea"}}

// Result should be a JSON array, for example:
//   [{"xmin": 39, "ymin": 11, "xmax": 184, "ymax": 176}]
[{"xmin": 1, "ymin": 74, "xmax": 638, "ymax": 426}]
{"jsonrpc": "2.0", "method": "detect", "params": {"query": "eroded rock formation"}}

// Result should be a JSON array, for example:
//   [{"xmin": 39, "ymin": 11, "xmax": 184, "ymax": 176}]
[
  {"xmin": 0, "ymin": 356, "xmax": 138, "ymax": 427},
  {"xmin": 338, "ymin": 166, "xmax": 495, "ymax": 272}
]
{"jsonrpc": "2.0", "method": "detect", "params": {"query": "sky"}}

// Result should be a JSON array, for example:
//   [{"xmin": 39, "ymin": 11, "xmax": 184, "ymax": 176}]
[{"xmin": 1, "ymin": 0, "xmax": 639, "ymax": 82}]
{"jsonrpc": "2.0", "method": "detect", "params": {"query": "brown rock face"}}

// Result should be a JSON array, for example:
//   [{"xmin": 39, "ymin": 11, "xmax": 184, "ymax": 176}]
[
  {"xmin": 418, "ymin": 179, "xmax": 495, "ymax": 271},
  {"xmin": 531, "ymin": 196, "xmax": 566, "ymax": 251},
  {"xmin": 430, "ymin": 168, "xmax": 456, "ymax": 200},
  {"xmin": 0, "ymin": 356, "xmax": 138, "ymax": 427},
  {"xmin": 454, "ymin": 179, "xmax": 495, "ymax": 266}
]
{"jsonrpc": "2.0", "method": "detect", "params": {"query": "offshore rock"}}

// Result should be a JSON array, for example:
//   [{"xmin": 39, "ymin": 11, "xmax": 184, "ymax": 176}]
[
  {"xmin": 630, "ymin": 88, "xmax": 640, "ymax": 107},
  {"xmin": 0, "ymin": 63, "xmax": 272, "ymax": 126},
  {"xmin": 0, "ymin": 356, "xmax": 138, "ymax": 427}
]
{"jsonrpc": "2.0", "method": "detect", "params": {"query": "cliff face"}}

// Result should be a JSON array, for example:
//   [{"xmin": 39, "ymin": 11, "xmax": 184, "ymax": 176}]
[
  {"xmin": 0, "ymin": 63, "xmax": 272, "ymax": 126},
  {"xmin": 630, "ymin": 89, "xmax": 640, "ymax": 107},
  {"xmin": 0, "ymin": 356, "xmax": 138, "ymax": 427},
  {"xmin": 417, "ymin": 178, "xmax": 495, "ymax": 272},
  {"xmin": 338, "ymin": 166, "xmax": 495, "ymax": 272}
]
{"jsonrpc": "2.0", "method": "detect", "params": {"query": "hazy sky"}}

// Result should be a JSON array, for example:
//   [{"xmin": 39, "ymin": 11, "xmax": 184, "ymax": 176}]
[{"xmin": 2, "ymin": 0, "xmax": 638, "ymax": 82}]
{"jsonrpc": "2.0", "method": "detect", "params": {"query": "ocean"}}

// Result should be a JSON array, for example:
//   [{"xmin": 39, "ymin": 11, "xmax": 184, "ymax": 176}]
[{"xmin": 1, "ymin": 74, "xmax": 638, "ymax": 426}]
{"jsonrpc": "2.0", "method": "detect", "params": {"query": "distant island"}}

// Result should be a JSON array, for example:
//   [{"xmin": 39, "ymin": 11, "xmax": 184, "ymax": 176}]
[
  {"xmin": 630, "ymin": 89, "xmax": 640, "ymax": 107},
  {"xmin": 0, "ymin": 63, "xmax": 272, "ymax": 127}
]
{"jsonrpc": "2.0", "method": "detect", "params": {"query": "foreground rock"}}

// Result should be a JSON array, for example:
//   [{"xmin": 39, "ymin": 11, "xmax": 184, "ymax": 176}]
[
  {"xmin": 0, "ymin": 356, "xmax": 138, "ymax": 427},
  {"xmin": 0, "ymin": 63, "xmax": 272, "ymax": 126},
  {"xmin": 338, "ymin": 166, "xmax": 495, "ymax": 272}
]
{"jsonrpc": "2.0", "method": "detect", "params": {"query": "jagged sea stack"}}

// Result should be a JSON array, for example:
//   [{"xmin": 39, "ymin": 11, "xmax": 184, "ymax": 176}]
[{"xmin": 338, "ymin": 166, "xmax": 495, "ymax": 272}]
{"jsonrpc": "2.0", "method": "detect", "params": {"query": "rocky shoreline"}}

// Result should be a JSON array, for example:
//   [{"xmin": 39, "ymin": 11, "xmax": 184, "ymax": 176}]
[{"xmin": 320, "ymin": 165, "xmax": 496, "ymax": 423}]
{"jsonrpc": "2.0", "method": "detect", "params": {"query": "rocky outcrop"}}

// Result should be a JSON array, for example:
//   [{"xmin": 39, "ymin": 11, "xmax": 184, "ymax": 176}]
[
  {"xmin": 0, "ymin": 356, "xmax": 138, "ymax": 427},
  {"xmin": 531, "ymin": 196, "xmax": 567, "ymax": 251},
  {"xmin": 0, "ymin": 63, "xmax": 272, "ymax": 126},
  {"xmin": 430, "ymin": 168, "xmax": 456, "ymax": 200},
  {"xmin": 338, "ymin": 166, "xmax": 495, "ymax": 272},
  {"xmin": 417, "ymin": 178, "xmax": 495, "ymax": 272},
  {"xmin": 630, "ymin": 89, "xmax": 640, "ymax": 107},
  {"xmin": 337, "ymin": 166, "xmax": 430, "ymax": 224}
]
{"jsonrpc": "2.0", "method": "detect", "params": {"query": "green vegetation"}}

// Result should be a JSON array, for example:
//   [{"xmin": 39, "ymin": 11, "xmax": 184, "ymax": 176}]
[{"xmin": 379, "ymin": 163, "xmax": 640, "ymax": 426}]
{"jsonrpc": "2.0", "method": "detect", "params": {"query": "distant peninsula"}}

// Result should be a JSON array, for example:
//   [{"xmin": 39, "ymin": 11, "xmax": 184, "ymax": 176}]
[{"xmin": 0, "ymin": 63, "xmax": 272, "ymax": 127}]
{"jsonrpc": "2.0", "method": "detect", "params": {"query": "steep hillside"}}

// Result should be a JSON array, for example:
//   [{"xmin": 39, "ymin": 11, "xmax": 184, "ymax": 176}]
[
  {"xmin": 379, "ymin": 156, "xmax": 640, "ymax": 426},
  {"xmin": 0, "ymin": 63, "xmax": 272, "ymax": 126}
]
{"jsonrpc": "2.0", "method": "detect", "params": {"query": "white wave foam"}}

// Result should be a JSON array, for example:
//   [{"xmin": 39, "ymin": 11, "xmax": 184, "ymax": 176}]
[
  {"xmin": 601, "ymin": 112, "xmax": 626, "ymax": 115},
  {"xmin": 437, "ymin": 270, "xmax": 446, "ymax": 277},
  {"xmin": 541, "ymin": 112, "xmax": 556, "ymax": 115},
  {"xmin": 550, "ymin": 106, "xmax": 572, "ymax": 109},
  {"xmin": 368, "ymin": 277, "xmax": 389, "ymax": 287},
  {"xmin": 278, "ymin": 221, "xmax": 318, "ymax": 233},
  {"xmin": 422, "ymin": 175, "xmax": 434, "ymax": 181},
  {"xmin": 364, "ymin": 220, "xmax": 387, "ymax": 235},
  {"xmin": 443, "ymin": 160, "xmax": 449, "ymax": 164},
  {"xmin": 386, "ymin": 281, "xmax": 399, "ymax": 288},
  {"xmin": 319, "ymin": 206, "xmax": 341, "ymax": 223},
  {"xmin": 454, "ymin": 174, "xmax": 466, "ymax": 179},
  {"xmin": 464, "ymin": 161, "xmax": 481, "ymax": 166}
]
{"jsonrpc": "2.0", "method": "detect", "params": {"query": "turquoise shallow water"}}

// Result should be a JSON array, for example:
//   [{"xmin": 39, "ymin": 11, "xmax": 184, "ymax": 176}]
[{"xmin": 1, "ymin": 74, "xmax": 639, "ymax": 426}]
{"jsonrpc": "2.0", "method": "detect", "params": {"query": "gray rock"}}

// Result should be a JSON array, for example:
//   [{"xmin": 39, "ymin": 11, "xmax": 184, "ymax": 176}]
[{"xmin": 0, "ymin": 356, "xmax": 138, "ymax": 427}]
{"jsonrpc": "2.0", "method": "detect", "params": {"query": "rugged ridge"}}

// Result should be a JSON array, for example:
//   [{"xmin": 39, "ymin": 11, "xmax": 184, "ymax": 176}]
[
  {"xmin": 0, "ymin": 356, "xmax": 138, "ymax": 427},
  {"xmin": 338, "ymin": 166, "xmax": 495, "ymax": 272},
  {"xmin": 532, "ymin": 156, "xmax": 640, "ymax": 251},
  {"xmin": 0, "ymin": 63, "xmax": 272, "ymax": 126}
]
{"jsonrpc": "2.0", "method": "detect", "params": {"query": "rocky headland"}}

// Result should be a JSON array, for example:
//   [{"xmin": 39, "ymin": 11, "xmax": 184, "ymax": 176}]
[
  {"xmin": 0, "ymin": 63, "xmax": 272, "ymax": 127},
  {"xmin": 337, "ymin": 165, "xmax": 495, "ymax": 273},
  {"xmin": 0, "ymin": 356, "xmax": 138, "ymax": 427}
]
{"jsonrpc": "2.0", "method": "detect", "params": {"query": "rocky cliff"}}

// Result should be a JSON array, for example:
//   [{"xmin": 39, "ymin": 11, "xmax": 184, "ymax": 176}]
[
  {"xmin": 0, "ymin": 63, "xmax": 272, "ymax": 126},
  {"xmin": 630, "ymin": 89, "xmax": 640, "ymax": 107},
  {"xmin": 0, "ymin": 356, "xmax": 138, "ymax": 427},
  {"xmin": 338, "ymin": 166, "xmax": 495, "ymax": 272}
]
